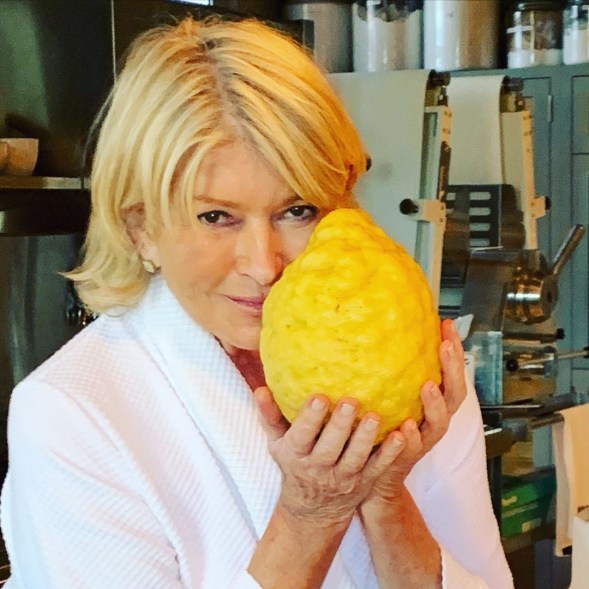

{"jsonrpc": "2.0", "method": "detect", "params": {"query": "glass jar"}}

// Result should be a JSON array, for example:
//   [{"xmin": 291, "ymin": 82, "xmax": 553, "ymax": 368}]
[
  {"xmin": 284, "ymin": 1, "xmax": 353, "ymax": 73},
  {"xmin": 423, "ymin": 0, "xmax": 499, "ymax": 71},
  {"xmin": 507, "ymin": 1, "xmax": 564, "ymax": 68},
  {"xmin": 564, "ymin": 0, "xmax": 589, "ymax": 64},
  {"xmin": 352, "ymin": 1, "xmax": 423, "ymax": 72}
]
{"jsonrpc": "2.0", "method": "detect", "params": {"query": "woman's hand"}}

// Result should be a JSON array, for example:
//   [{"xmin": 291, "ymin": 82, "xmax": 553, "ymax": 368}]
[
  {"xmin": 361, "ymin": 318, "xmax": 468, "ymax": 503},
  {"xmin": 254, "ymin": 388, "xmax": 407, "ymax": 526},
  {"xmin": 255, "ymin": 319, "xmax": 467, "ymax": 513},
  {"xmin": 252, "ymin": 393, "xmax": 406, "ymax": 589}
]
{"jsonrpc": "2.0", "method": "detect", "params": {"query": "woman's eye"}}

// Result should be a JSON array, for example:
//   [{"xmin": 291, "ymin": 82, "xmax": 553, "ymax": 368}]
[
  {"xmin": 284, "ymin": 204, "xmax": 318, "ymax": 220},
  {"xmin": 197, "ymin": 210, "xmax": 230, "ymax": 225}
]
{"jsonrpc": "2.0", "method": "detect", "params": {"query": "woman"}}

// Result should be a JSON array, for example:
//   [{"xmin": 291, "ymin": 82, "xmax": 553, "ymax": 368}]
[{"xmin": 0, "ymin": 17, "xmax": 512, "ymax": 589}]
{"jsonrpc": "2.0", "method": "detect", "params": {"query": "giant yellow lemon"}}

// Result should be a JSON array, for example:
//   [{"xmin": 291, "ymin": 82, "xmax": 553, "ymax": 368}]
[{"xmin": 260, "ymin": 208, "xmax": 441, "ymax": 443}]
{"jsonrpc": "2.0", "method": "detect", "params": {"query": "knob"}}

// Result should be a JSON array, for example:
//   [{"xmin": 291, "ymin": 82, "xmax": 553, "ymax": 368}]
[
  {"xmin": 399, "ymin": 199, "xmax": 419, "ymax": 215},
  {"xmin": 428, "ymin": 70, "xmax": 450, "ymax": 87}
]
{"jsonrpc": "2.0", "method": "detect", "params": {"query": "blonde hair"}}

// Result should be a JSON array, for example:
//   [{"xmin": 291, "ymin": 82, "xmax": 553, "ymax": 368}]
[{"xmin": 70, "ymin": 17, "xmax": 367, "ymax": 313}]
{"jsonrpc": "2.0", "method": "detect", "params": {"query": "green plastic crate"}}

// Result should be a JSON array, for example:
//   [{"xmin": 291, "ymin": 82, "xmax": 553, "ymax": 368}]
[{"xmin": 501, "ymin": 470, "xmax": 556, "ymax": 538}]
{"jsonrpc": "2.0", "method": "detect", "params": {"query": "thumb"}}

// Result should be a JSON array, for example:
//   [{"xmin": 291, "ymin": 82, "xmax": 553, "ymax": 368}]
[
  {"xmin": 439, "ymin": 317, "xmax": 467, "ymax": 415},
  {"xmin": 253, "ymin": 386, "xmax": 289, "ymax": 441}
]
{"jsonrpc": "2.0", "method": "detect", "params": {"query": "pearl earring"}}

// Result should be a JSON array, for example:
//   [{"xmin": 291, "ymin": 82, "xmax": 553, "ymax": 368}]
[{"xmin": 141, "ymin": 259, "xmax": 157, "ymax": 274}]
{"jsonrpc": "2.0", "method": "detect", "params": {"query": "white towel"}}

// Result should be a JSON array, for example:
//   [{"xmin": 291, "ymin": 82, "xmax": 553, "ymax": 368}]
[
  {"xmin": 552, "ymin": 404, "xmax": 589, "ymax": 555},
  {"xmin": 570, "ymin": 507, "xmax": 589, "ymax": 589}
]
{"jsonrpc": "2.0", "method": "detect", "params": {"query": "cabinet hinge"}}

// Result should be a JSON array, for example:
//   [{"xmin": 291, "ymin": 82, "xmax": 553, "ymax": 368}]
[{"xmin": 548, "ymin": 94, "xmax": 553, "ymax": 124}]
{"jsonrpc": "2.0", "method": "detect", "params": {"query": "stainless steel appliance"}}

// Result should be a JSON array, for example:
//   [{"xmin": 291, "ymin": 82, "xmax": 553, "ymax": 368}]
[
  {"xmin": 459, "ymin": 226, "xmax": 586, "ymax": 406},
  {"xmin": 440, "ymin": 78, "xmax": 588, "ymax": 409},
  {"xmin": 0, "ymin": 188, "xmax": 90, "ymax": 466}
]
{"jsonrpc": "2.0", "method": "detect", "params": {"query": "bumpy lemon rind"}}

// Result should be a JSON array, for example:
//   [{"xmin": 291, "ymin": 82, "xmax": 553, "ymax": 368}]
[{"xmin": 260, "ymin": 209, "xmax": 441, "ymax": 443}]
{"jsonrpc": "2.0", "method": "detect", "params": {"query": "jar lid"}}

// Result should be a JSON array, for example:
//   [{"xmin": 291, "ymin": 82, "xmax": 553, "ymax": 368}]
[
  {"xmin": 284, "ymin": 1, "xmax": 354, "ymax": 4},
  {"xmin": 352, "ymin": 0, "xmax": 423, "ymax": 6},
  {"xmin": 513, "ymin": 0, "xmax": 565, "ymax": 10}
]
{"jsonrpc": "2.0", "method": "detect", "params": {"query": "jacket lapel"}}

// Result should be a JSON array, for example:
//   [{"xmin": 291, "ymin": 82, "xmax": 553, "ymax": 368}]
[{"xmin": 133, "ymin": 276, "xmax": 281, "ymax": 539}]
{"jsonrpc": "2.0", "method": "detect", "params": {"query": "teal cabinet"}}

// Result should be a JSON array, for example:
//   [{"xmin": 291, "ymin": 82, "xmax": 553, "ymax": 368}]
[
  {"xmin": 573, "ymin": 77, "xmax": 589, "ymax": 155},
  {"xmin": 572, "ymin": 156, "xmax": 589, "ymax": 382}
]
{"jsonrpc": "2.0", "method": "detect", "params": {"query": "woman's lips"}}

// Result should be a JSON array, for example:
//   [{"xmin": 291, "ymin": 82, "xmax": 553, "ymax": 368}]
[{"xmin": 227, "ymin": 296, "xmax": 266, "ymax": 313}]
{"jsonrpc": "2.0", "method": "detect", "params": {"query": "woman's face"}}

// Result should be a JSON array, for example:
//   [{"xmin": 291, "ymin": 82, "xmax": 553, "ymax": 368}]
[{"xmin": 138, "ymin": 142, "xmax": 324, "ymax": 354}]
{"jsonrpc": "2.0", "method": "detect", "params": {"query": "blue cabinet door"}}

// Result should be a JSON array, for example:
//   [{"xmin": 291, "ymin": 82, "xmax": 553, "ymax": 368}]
[
  {"xmin": 573, "ymin": 76, "xmax": 589, "ymax": 155},
  {"xmin": 572, "ymin": 155, "xmax": 589, "ymax": 379}
]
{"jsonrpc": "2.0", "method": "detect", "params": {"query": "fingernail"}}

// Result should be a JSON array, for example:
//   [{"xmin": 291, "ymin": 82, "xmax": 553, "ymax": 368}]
[
  {"xmin": 406, "ymin": 419, "xmax": 417, "ymax": 431},
  {"xmin": 391, "ymin": 436, "xmax": 404, "ymax": 448},
  {"xmin": 311, "ymin": 398, "xmax": 325, "ymax": 412},
  {"xmin": 429, "ymin": 384, "xmax": 441, "ymax": 398},
  {"xmin": 340, "ymin": 402, "xmax": 355, "ymax": 416},
  {"xmin": 364, "ymin": 418, "xmax": 379, "ymax": 431},
  {"xmin": 446, "ymin": 341, "xmax": 456, "ymax": 357}
]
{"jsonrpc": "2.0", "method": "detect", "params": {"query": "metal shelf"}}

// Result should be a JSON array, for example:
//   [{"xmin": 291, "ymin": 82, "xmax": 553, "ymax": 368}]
[
  {"xmin": 0, "ymin": 177, "xmax": 87, "ymax": 190},
  {"xmin": 485, "ymin": 426, "xmax": 515, "ymax": 460}
]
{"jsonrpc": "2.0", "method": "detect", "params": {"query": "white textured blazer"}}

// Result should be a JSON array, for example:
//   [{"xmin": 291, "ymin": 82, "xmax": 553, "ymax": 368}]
[{"xmin": 1, "ymin": 276, "xmax": 512, "ymax": 588}]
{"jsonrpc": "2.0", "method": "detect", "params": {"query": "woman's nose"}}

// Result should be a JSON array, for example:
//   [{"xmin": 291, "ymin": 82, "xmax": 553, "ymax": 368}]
[{"xmin": 235, "ymin": 223, "xmax": 286, "ymax": 286}]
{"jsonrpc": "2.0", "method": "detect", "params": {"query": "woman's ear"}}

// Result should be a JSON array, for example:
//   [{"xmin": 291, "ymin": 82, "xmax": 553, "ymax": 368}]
[{"xmin": 124, "ymin": 204, "xmax": 161, "ymax": 267}]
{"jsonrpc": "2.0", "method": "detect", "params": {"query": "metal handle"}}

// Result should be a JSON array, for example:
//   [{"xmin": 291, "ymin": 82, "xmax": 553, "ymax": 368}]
[
  {"xmin": 506, "ymin": 346, "xmax": 589, "ymax": 371},
  {"xmin": 550, "ymin": 224, "xmax": 586, "ymax": 279}
]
